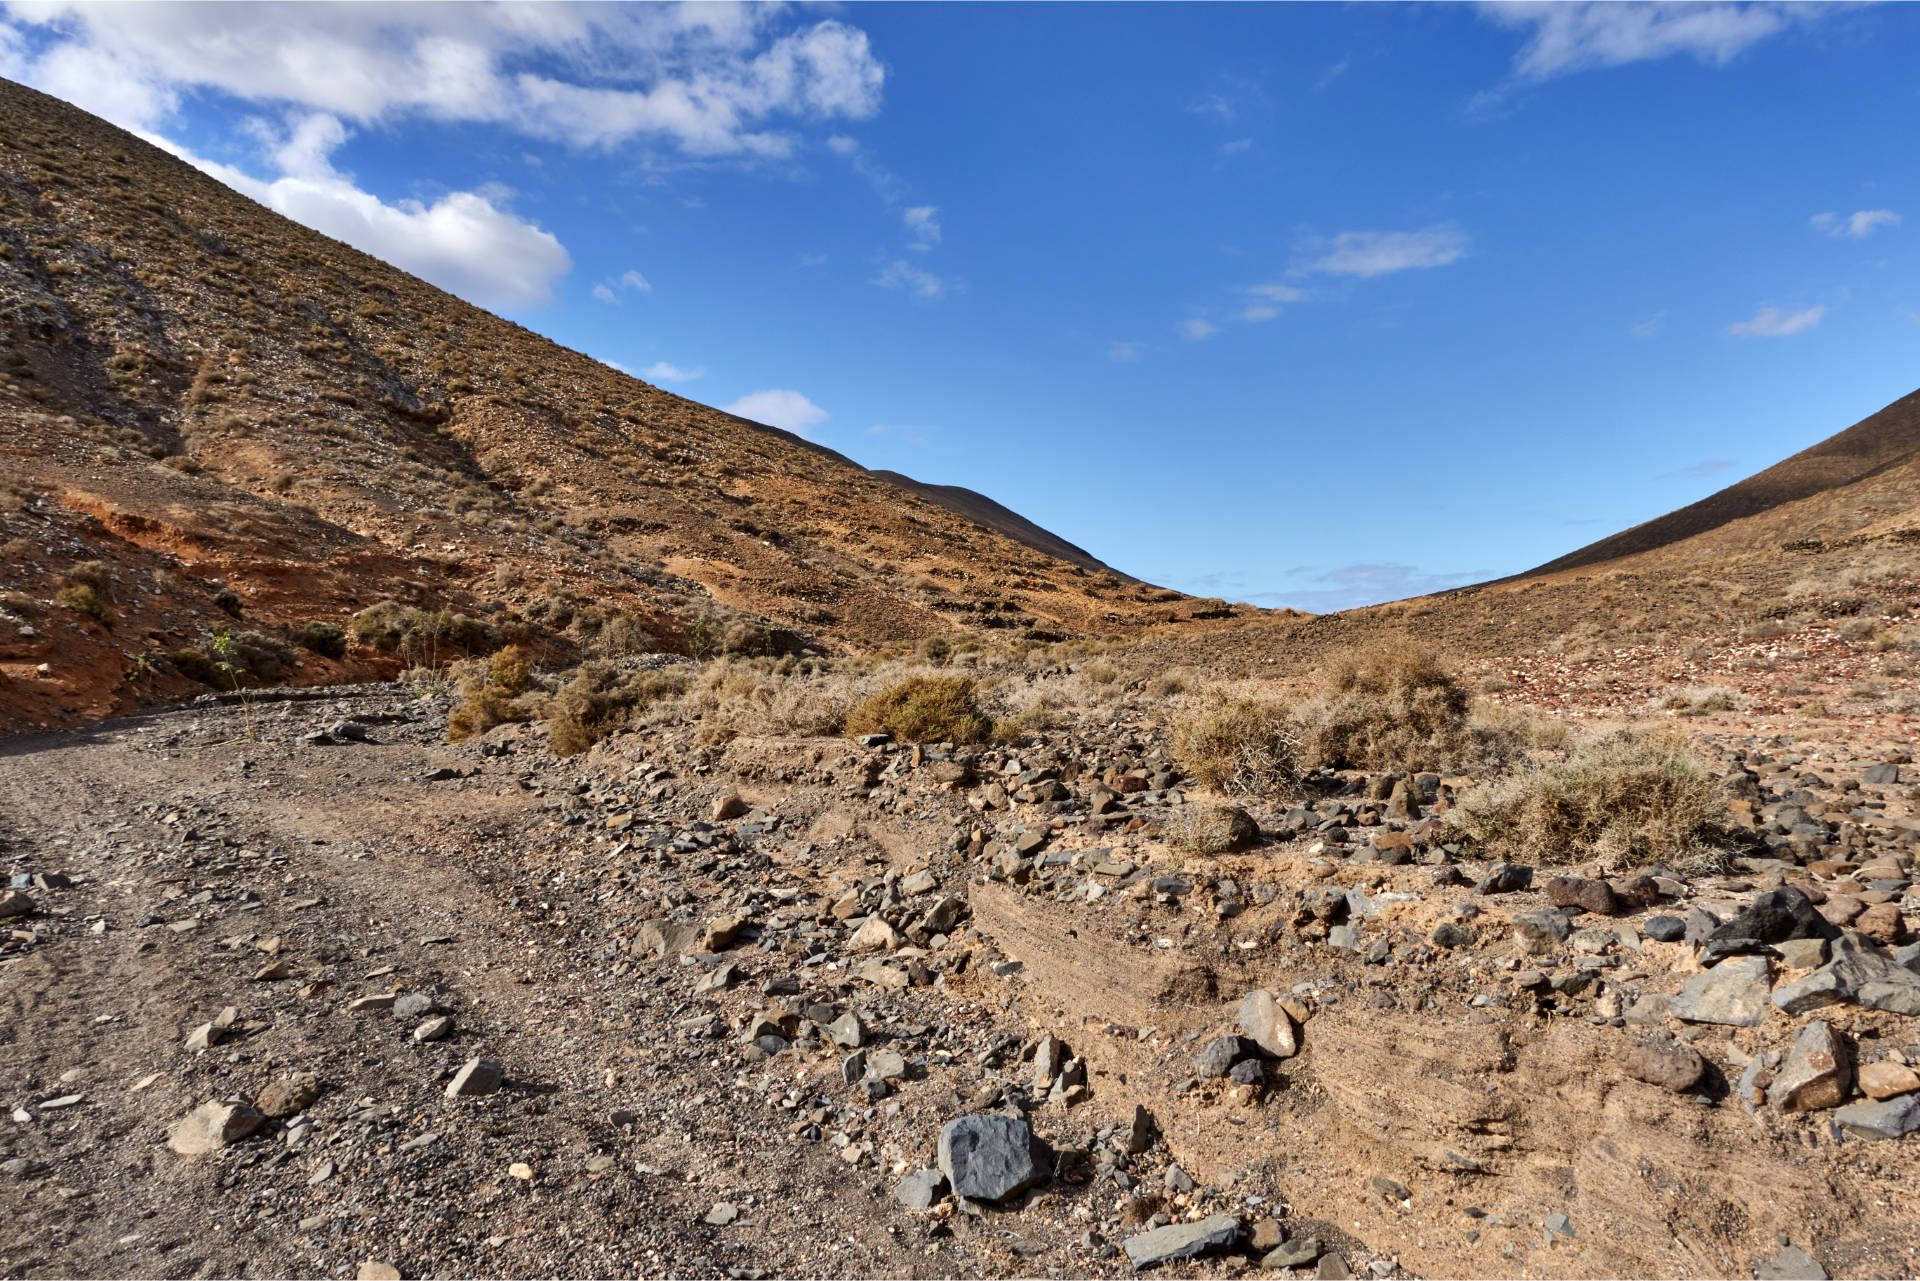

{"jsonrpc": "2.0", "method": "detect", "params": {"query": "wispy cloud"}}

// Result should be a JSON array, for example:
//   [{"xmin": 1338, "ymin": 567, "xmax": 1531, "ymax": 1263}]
[
  {"xmin": 1178, "ymin": 317, "xmax": 1219, "ymax": 342},
  {"xmin": 593, "ymin": 268, "xmax": 652, "ymax": 304},
  {"xmin": 1108, "ymin": 340, "xmax": 1143, "ymax": 363},
  {"xmin": 874, "ymin": 258, "xmax": 954, "ymax": 300},
  {"xmin": 1811, "ymin": 209, "xmax": 1901, "ymax": 239},
  {"xmin": 1218, "ymin": 138, "xmax": 1254, "ymax": 158},
  {"xmin": 1246, "ymin": 562, "xmax": 1485, "ymax": 613},
  {"xmin": 1187, "ymin": 92, "xmax": 1236, "ymax": 123},
  {"xmin": 1315, "ymin": 56, "xmax": 1352, "ymax": 91},
  {"xmin": 1658, "ymin": 457, "xmax": 1738, "ymax": 480},
  {"xmin": 723, "ymin": 389, "xmax": 828, "ymax": 435},
  {"xmin": 1727, "ymin": 304, "xmax": 1827, "ymax": 337},
  {"xmin": 1628, "ymin": 309, "xmax": 1667, "ymax": 339},
  {"xmin": 903, "ymin": 205, "xmax": 941, "ymax": 249},
  {"xmin": 643, "ymin": 361, "xmax": 705, "ymax": 382},
  {"xmin": 1480, "ymin": 2, "xmax": 1808, "ymax": 84},
  {"xmin": 1297, "ymin": 224, "xmax": 1469, "ymax": 278}
]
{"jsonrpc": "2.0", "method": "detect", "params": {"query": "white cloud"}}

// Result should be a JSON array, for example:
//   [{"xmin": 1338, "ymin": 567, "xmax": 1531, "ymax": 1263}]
[
  {"xmin": 723, "ymin": 389, "xmax": 828, "ymax": 435},
  {"xmin": 1812, "ymin": 209, "xmax": 1901, "ymax": 239},
  {"xmin": 1188, "ymin": 92, "xmax": 1235, "ymax": 123},
  {"xmin": 874, "ymin": 259, "xmax": 951, "ymax": 300},
  {"xmin": 1480, "ymin": 2, "xmax": 1807, "ymax": 83},
  {"xmin": 1219, "ymin": 138, "xmax": 1254, "ymax": 158},
  {"xmin": 1727, "ymin": 304, "xmax": 1827, "ymax": 337},
  {"xmin": 1242, "ymin": 304, "xmax": 1279, "ymax": 323},
  {"xmin": 1298, "ymin": 224, "xmax": 1469, "ymax": 277},
  {"xmin": 1628, "ymin": 309, "xmax": 1667, "ymax": 339},
  {"xmin": 592, "ymin": 283, "xmax": 617, "ymax": 303},
  {"xmin": 620, "ymin": 269, "xmax": 653, "ymax": 292},
  {"xmin": 1248, "ymin": 282, "xmax": 1310, "ymax": 303},
  {"xmin": 1179, "ymin": 317, "xmax": 1218, "ymax": 342},
  {"xmin": 643, "ymin": 361, "xmax": 706, "ymax": 382},
  {"xmin": 903, "ymin": 205, "xmax": 941, "ymax": 248},
  {"xmin": 141, "ymin": 119, "xmax": 570, "ymax": 312},
  {"xmin": 1, "ymin": 5, "xmax": 884, "ymax": 156},
  {"xmin": 1108, "ymin": 341, "xmax": 1143, "ymax": 363}
]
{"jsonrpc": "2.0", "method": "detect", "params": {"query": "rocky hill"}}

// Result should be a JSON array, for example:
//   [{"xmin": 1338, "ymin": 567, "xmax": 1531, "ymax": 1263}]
[{"xmin": 0, "ymin": 79, "xmax": 1197, "ymax": 732}]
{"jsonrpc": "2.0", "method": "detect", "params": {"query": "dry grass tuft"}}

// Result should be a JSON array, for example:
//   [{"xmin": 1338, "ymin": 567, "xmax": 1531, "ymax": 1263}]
[
  {"xmin": 546, "ymin": 662, "xmax": 689, "ymax": 756},
  {"xmin": 1448, "ymin": 727, "xmax": 1726, "ymax": 870},
  {"xmin": 1291, "ymin": 636, "xmax": 1475, "ymax": 771},
  {"xmin": 844, "ymin": 676, "xmax": 991, "ymax": 745},
  {"xmin": 1170, "ymin": 698, "xmax": 1298, "ymax": 798}
]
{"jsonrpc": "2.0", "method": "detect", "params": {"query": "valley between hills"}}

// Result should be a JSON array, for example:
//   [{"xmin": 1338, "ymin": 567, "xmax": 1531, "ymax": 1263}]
[{"xmin": 4, "ymin": 77, "xmax": 1920, "ymax": 1281}]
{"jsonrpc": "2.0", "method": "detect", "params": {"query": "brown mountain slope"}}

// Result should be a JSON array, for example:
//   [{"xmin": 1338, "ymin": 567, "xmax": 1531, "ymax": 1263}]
[
  {"xmin": 868, "ymin": 470, "xmax": 1127, "ymax": 579},
  {"xmin": 0, "ymin": 79, "xmax": 1195, "ymax": 730},
  {"xmin": 1522, "ymin": 387, "xmax": 1920, "ymax": 577}
]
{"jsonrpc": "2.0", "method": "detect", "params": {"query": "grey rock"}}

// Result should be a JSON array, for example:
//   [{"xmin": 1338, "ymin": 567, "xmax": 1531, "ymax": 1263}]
[
  {"xmin": 1775, "ymin": 937, "xmax": 1828, "ymax": 970},
  {"xmin": 1832, "ymin": 1095, "xmax": 1920, "ymax": 1141},
  {"xmin": 1772, "ymin": 931, "xmax": 1920, "ymax": 1016},
  {"xmin": 1194, "ymin": 1036, "xmax": 1254, "ymax": 1078},
  {"xmin": 867, "ymin": 1049, "xmax": 907, "ymax": 1081},
  {"xmin": 1237, "ymin": 989, "xmax": 1297, "ymax": 1058},
  {"xmin": 1431, "ymin": 921, "xmax": 1479, "ymax": 949},
  {"xmin": 1126, "ymin": 1104, "xmax": 1157, "ymax": 1155},
  {"xmin": 444, "ymin": 1057, "xmax": 504, "ymax": 1099},
  {"xmin": 705, "ymin": 1201, "xmax": 738, "ymax": 1225},
  {"xmin": 1263, "ymin": 1238, "xmax": 1323, "ymax": 1269},
  {"xmin": 1228, "ymin": 1058, "xmax": 1267, "ymax": 1086},
  {"xmin": 1163, "ymin": 1164, "xmax": 1194, "ymax": 1192},
  {"xmin": 895, "ymin": 1167, "xmax": 949, "ymax": 1211},
  {"xmin": 1545, "ymin": 1212, "xmax": 1574, "ymax": 1239},
  {"xmin": 1862, "ymin": 762, "xmax": 1901, "ymax": 786},
  {"xmin": 1317, "ymin": 1253, "xmax": 1354, "ymax": 1280},
  {"xmin": 393, "ymin": 992, "xmax": 437, "ymax": 1019},
  {"xmin": 413, "ymin": 1015, "xmax": 454, "ymax": 1043},
  {"xmin": 1474, "ymin": 863, "xmax": 1533, "ymax": 895},
  {"xmin": 937, "ymin": 1115, "xmax": 1052, "ymax": 1202},
  {"xmin": 1123, "ymin": 1213, "xmax": 1239, "ymax": 1270},
  {"xmin": 1754, "ymin": 1244, "xmax": 1827, "ymax": 1280},
  {"xmin": 827, "ymin": 1011, "xmax": 864, "ymax": 1049},
  {"xmin": 1670, "ymin": 955, "xmax": 1772, "ymax": 1027},
  {"xmin": 1644, "ymin": 915, "xmax": 1686, "ymax": 943},
  {"xmin": 1684, "ymin": 906, "xmax": 1723, "ymax": 946},
  {"xmin": 1708, "ymin": 886, "xmax": 1836, "ymax": 946}
]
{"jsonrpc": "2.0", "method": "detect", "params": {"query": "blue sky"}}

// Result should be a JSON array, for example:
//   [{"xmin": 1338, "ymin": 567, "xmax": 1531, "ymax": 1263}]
[{"xmin": 5, "ymin": 2, "xmax": 1917, "ymax": 610}]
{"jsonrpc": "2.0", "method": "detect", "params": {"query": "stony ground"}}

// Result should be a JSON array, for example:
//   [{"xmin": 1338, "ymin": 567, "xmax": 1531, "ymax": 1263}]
[{"xmin": 3, "ymin": 678, "xmax": 1920, "ymax": 1281}]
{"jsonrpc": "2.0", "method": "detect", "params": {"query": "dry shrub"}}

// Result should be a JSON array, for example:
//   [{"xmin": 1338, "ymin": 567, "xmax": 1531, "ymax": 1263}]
[
  {"xmin": 1170, "ymin": 698, "xmax": 1298, "ymax": 798},
  {"xmin": 546, "ymin": 662, "xmax": 689, "ymax": 756},
  {"xmin": 845, "ymin": 676, "xmax": 991, "ymax": 745},
  {"xmin": 54, "ymin": 583, "xmax": 110, "ymax": 622},
  {"xmin": 681, "ymin": 659, "xmax": 872, "ymax": 742},
  {"xmin": 992, "ymin": 705, "xmax": 1059, "ymax": 743},
  {"xmin": 447, "ymin": 644, "xmax": 536, "ymax": 741},
  {"xmin": 1655, "ymin": 684, "xmax": 1749, "ymax": 715},
  {"xmin": 292, "ymin": 620, "xmax": 347, "ymax": 658},
  {"xmin": 1448, "ymin": 728, "xmax": 1726, "ymax": 870},
  {"xmin": 1292, "ymin": 637, "xmax": 1475, "ymax": 771}
]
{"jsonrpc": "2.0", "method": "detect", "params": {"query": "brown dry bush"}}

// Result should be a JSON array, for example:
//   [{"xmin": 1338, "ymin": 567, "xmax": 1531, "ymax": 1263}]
[
  {"xmin": 844, "ymin": 676, "xmax": 991, "ymax": 745},
  {"xmin": 1170, "ymin": 698, "xmax": 1298, "ymax": 798},
  {"xmin": 1292, "ymin": 637, "xmax": 1489, "ymax": 772},
  {"xmin": 1448, "ymin": 728, "xmax": 1726, "ymax": 870},
  {"xmin": 546, "ymin": 662, "xmax": 689, "ymax": 756},
  {"xmin": 447, "ymin": 644, "xmax": 534, "ymax": 741}
]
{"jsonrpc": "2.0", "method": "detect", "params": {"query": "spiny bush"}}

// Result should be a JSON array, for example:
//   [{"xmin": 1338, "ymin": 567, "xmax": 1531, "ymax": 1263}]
[
  {"xmin": 845, "ymin": 676, "xmax": 991, "ymax": 745},
  {"xmin": 350, "ymin": 601, "xmax": 503, "ymax": 662},
  {"xmin": 1448, "ymin": 728, "xmax": 1726, "ymax": 870},
  {"xmin": 547, "ymin": 662, "xmax": 689, "ymax": 756},
  {"xmin": 1292, "ymin": 637, "xmax": 1476, "ymax": 771},
  {"xmin": 54, "ymin": 583, "xmax": 110, "ymax": 623},
  {"xmin": 292, "ymin": 620, "xmax": 347, "ymax": 659},
  {"xmin": 1170, "ymin": 698, "xmax": 1299, "ymax": 798}
]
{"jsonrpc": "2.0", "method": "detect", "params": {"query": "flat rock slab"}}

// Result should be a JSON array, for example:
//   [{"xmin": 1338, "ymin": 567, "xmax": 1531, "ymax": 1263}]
[
  {"xmin": 1833, "ymin": 1095, "xmax": 1920, "ymax": 1141},
  {"xmin": 1754, "ymin": 1244, "xmax": 1828, "ymax": 1280},
  {"xmin": 1670, "ymin": 955, "xmax": 1771, "ymax": 1027},
  {"xmin": 937, "ymin": 1115, "xmax": 1052, "ymax": 1202},
  {"xmin": 1123, "ymin": 1213, "xmax": 1240, "ymax": 1270},
  {"xmin": 168, "ymin": 1100, "xmax": 264, "ymax": 1155},
  {"xmin": 1772, "ymin": 931, "xmax": 1920, "ymax": 1016}
]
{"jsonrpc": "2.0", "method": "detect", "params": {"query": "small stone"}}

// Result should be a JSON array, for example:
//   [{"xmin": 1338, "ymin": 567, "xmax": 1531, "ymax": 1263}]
[
  {"xmin": 356, "ymin": 1263, "xmax": 402, "ymax": 1281},
  {"xmin": 1264, "ymin": 1238, "xmax": 1323, "ymax": 1269},
  {"xmin": 1857, "ymin": 1061, "xmax": 1920, "ymax": 1100},
  {"xmin": 348, "ymin": 993, "xmax": 397, "ymax": 1015},
  {"xmin": 711, "ymin": 793, "xmax": 748, "ymax": 822},
  {"xmin": 413, "ymin": 1015, "xmax": 455, "ymax": 1043},
  {"xmin": 392, "ymin": 992, "xmax": 436, "ymax": 1019},
  {"xmin": 0, "ymin": 890, "xmax": 35, "ymax": 918},
  {"xmin": 1371, "ymin": 1175, "xmax": 1410, "ymax": 1202},
  {"xmin": 168, "ymin": 1101, "xmax": 265, "ymax": 1155},
  {"xmin": 508, "ymin": 1161, "xmax": 534, "ymax": 1181},
  {"xmin": 1431, "ymin": 921, "xmax": 1479, "ymax": 949},
  {"xmin": 827, "ymin": 1011, "xmax": 864, "ymax": 1049},
  {"xmin": 850, "ymin": 915, "xmax": 903, "ymax": 951},
  {"xmin": 1754, "ymin": 1244, "xmax": 1827, "ymax": 1281},
  {"xmin": 705, "ymin": 1201, "xmax": 739, "ymax": 1225},
  {"xmin": 1194, "ymin": 1035, "xmax": 1254, "ymax": 1079},
  {"xmin": 1317, "ymin": 1254, "xmax": 1354, "ymax": 1280},
  {"xmin": 1622, "ymin": 1042, "xmax": 1706, "ymax": 1093},
  {"xmin": 1511, "ymin": 911, "xmax": 1570, "ymax": 956},
  {"xmin": 895, "ymin": 1168, "xmax": 948, "ymax": 1211},
  {"xmin": 1237, "ymin": 990, "xmax": 1297, "ymax": 1059},
  {"xmin": 1767, "ymin": 1021, "xmax": 1852, "ymax": 1113},
  {"xmin": 258, "ymin": 1073, "xmax": 321, "ymax": 1118},
  {"xmin": 1122, "ymin": 1214, "xmax": 1240, "ymax": 1270},
  {"xmin": 867, "ymin": 1050, "xmax": 908, "ymax": 1081},
  {"xmin": 1545, "ymin": 1211, "xmax": 1574, "ymax": 1239},
  {"xmin": 445, "ymin": 1057, "xmax": 504, "ymax": 1099},
  {"xmin": 700, "ymin": 912, "xmax": 751, "ymax": 952},
  {"xmin": 1644, "ymin": 915, "xmax": 1686, "ymax": 943},
  {"xmin": 1475, "ymin": 863, "xmax": 1533, "ymax": 895}
]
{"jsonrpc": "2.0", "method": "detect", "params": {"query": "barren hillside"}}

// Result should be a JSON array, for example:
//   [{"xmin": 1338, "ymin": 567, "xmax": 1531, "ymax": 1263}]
[{"xmin": 0, "ymin": 79, "xmax": 1205, "ymax": 732}]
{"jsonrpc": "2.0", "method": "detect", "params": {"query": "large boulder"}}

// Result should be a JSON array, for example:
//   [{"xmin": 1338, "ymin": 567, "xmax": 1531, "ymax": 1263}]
[{"xmin": 937, "ymin": 1115, "xmax": 1053, "ymax": 1202}]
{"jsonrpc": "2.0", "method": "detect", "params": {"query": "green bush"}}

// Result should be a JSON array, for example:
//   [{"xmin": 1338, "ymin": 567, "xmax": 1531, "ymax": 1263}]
[
  {"xmin": 1448, "ymin": 728, "xmax": 1726, "ymax": 870},
  {"xmin": 54, "ymin": 583, "xmax": 110, "ymax": 623},
  {"xmin": 350, "ymin": 601, "xmax": 502, "ymax": 662},
  {"xmin": 845, "ymin": 676, "xmax": 991, "ymax": 744},
  {"xmin": 292, "ymin": 620, "xmax": 347, "ymax": 659}
]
